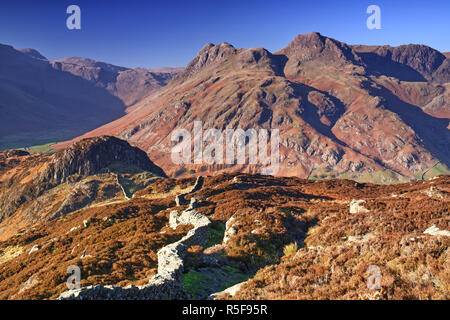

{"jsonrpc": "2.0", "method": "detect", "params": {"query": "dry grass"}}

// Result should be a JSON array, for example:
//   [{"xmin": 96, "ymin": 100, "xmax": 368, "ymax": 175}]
[
  {"xmin": 0, "ymin": 246, "xmax": 23, "ymax": 265},
  {"xmin": 283, "ymin": 243, "xmax": 298, "ymax": 256}
]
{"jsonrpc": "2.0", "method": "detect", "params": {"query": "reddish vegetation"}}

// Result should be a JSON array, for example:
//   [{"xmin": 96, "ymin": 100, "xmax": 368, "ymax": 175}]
[
  {"xmin": 1, "ymin": 31, "xmax": 449, "ymax": 301},
  {"xmin": 0, "ymin": 145, "xmax": 448, "ymax": 300},
  {"xmin": 0, "ymin": 197, "xmax": 191, "ymax": 299},
  {"xmin": 0, "ymin": 137, "xmax": 167, "ymax": 240}
]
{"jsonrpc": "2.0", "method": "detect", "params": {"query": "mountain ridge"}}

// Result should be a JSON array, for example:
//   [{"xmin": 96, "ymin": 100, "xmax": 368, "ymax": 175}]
[{"xmin": 58, "ymin": 33, "xmax": 449, "ymax": 182}]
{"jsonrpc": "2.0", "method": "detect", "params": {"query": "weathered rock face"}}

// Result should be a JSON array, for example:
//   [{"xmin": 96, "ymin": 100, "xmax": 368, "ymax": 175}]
[
  {"xmin": 172, "ymin": 42, "xmax": 238, "ymax": 83},
  {"xmin": 50, "ymin": 180, "xmax": 99, "ymax": 220},
  {"xmin": 278, "ymin": 32, "xmax": 362, "ymax": 69},
  {"xmin": 223, "ymin": 216, "xmax": 237, "ymax": 244},
  {"xmin": 352, "ymin": 44, "xmax": 450, "ymax": 83},
  {"xmin": 423, "ymin": 225, "xmax": 450, "ymax": 237},
  {"xmin": 40, "ymin": 136, "xmax": 166, "ymax": 185},
  {"xmin": 0, "ymin": 150, "xmax": 30, "ymax": 159},
  {"xmin": 0, "ymin": 136, "xmax": 165, "ymax": 227}
]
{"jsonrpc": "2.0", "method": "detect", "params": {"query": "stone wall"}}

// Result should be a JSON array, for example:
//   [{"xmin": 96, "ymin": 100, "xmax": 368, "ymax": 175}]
[
  {"xmin": 59, "ymin": 205, "xmax": 211, "ymax": 300},
  {"xmin": 175, "ymin": 176, "xmax": 204, "ymax": 206}
]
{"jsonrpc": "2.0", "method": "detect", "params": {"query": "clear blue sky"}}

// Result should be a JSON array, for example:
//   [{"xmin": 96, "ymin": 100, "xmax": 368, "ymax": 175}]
[{"xmin": 0, "ymin": 0, "xmax": 449, "ymax": 69}]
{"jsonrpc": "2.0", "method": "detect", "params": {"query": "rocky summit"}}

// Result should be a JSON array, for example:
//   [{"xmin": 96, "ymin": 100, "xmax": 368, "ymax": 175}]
[
  {"xmin": 62, "ymin": 32, "xmax": 449, "ymax": 183},
  {"xmin": 41, "ymin": 136, "xmax": 167, "ymax": 185}
]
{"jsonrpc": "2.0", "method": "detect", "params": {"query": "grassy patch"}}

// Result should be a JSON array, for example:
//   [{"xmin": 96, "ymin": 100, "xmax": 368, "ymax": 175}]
[
  {"xmin": 309, "ymin": 168, "xmax": 411, "ymax": 184},
  {"xmin": 0, "ymin": 246, "xmax": 23, "ymax": 265},
  {"xmin": 106, "ymin": 162, "xmax": 162, "ymax": 198},
  {"xmin": 183, "ymin": 270, "xmax": 209, "ymax": 298},
  {"xmin": 283, "ymin": 243, "xmax": 298, "ymax": 256},
  {"xmin": 19, "ymin": 142, "xmax": 57, "ymax": 154},
  {"xmin": 218, "ymin": 266, "xmax": 250, "ymax": 292},
  {"xmin": 183, "ymin": 266, "xmax": 251, "ymax": 299},
  {"xmin": 421, "ymin": 162, "xmax": 450, "ymax": 180},
  {"xmin": 204, "ymin": 222, "xmax": 226, "ymax": 249}
]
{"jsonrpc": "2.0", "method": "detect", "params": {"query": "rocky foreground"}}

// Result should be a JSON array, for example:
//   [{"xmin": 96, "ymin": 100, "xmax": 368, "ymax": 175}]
[{"xmin": 0, "ymin": 137, "xmax": 448, "ymax": 300}]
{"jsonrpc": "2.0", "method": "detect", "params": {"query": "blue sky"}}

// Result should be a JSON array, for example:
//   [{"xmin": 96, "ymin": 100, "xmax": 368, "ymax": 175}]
[{"xmin": 0, "ymin": 0, "xmax": 449, "ymax": 68}]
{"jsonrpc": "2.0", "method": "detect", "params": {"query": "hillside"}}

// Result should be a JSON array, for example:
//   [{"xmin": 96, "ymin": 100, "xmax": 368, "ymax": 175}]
[
  {"xmin": 0, "ymin": 136, "xmax": 166, "ymax": 240},
  {"xmin": 0, "ymin": 138, "xmax": 448, "ymax": 299},
  {"xmin": 62, "ymin": 33, "xmax": 449, "ymax": 183}
]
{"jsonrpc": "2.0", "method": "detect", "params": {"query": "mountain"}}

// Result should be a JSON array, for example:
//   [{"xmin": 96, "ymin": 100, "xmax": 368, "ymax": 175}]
[
  {"xmin": 0, "ymin": 44, "xmax": 182, "ymax": 149},
  {"xmin": 51, "ymin": 57, "xmax": 184, "ymax": 107},
  {"xmin": 64, "ymin": 33, "xmax": 449, "ymax": 182},
  {"xmin": 0, "ymin": 34, "xmax": 448, "ymax": 301},
  {"xmin": 17, "ymin": 48, "xmax": 48, "ymax": 60}
]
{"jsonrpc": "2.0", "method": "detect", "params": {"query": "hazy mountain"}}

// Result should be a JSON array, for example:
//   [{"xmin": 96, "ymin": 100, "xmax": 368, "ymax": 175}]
[{"xmin": 0, "ymin": 44, "xmax": 182, "ymax": 149}]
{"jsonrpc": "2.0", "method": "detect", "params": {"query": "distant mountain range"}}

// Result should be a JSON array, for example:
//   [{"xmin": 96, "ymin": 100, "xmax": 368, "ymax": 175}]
[
  {"xmin": 56, "ymin": 32, "xmax": 449, "ymax": 182},
  {"xmin": 0, "ymin": 44, "xmax": 182, "ymax": 149}
]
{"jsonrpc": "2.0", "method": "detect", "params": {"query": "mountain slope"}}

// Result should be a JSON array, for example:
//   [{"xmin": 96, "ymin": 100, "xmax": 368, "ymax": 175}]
[
  {"xmin": 57, "ymin": 33, "xmax": 450, "ymax": 182},
  {"xmin": 52, "ymin": 57, "xmax": 183, "ymax": 107}
]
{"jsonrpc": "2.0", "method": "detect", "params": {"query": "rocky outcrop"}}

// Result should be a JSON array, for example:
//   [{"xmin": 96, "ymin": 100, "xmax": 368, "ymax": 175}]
[
  {"xmin": 223, "ymin": 216, "xmax": 237, "ymax": 244},
  {"xmin": 0, "ymin": 136, "xmax": 167, "ymax": 232},
  {"xmin": 422, "ymin": 186, "xmax": 446, "ymax": 199},
  {"xmin": 0, "ymin": 150, "xmax": 29, "ymax": 159},
  {"xmin": 352, "ymin": 44, "xmax": 449, "ymax": 82},
  {"xmin": 278, "ymin": 32, "xmax": 362, "ymax": 67},
  {"xmin": 172, "ymin": 43, "xmax": 238, "ymax": 82},
  {"xmin": 423, "ymin": 225, "xmax": 450, "ymax": 237},
  {"xmin": 349, "ymin": 199, "xmax": 370, "ymax": 214},
  {"xmin": 51, "ymin": 180, "xmax": 99, "ymax": 220},
  {"xmin": 209, "ymin": 281, "xmax": 247, "ymax": 300},
  {"xmin": 40, "ymin": 136, "xmax": 166, "ymax": 186},
  {"xmin": 59, "ymin": 205, "xmax": 211, "ymax": 300}
]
